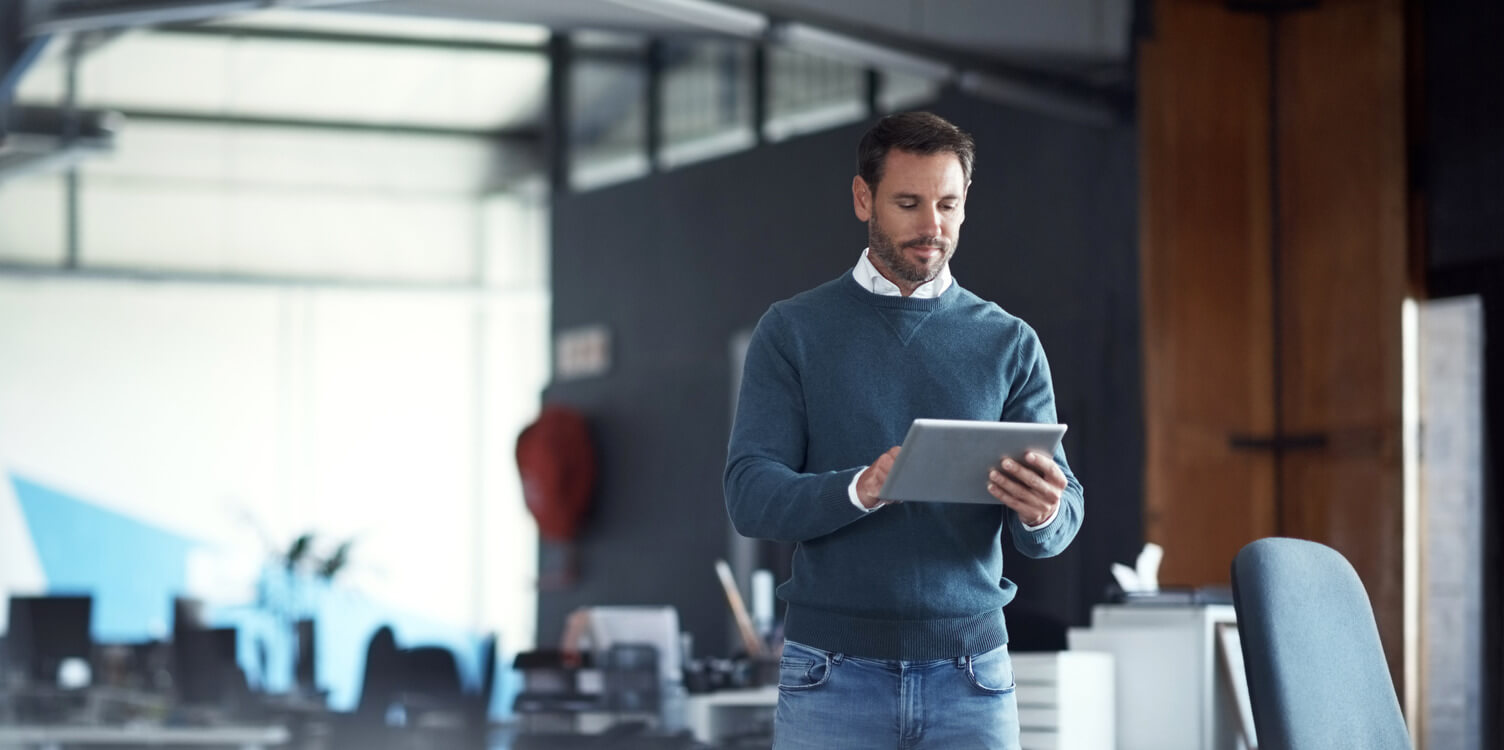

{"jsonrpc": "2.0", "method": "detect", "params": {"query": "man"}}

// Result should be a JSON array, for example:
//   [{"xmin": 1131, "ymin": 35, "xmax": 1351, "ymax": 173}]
[{"xmin": 723, "ymin": 111, "xmax": 1084, "ymax": 749}]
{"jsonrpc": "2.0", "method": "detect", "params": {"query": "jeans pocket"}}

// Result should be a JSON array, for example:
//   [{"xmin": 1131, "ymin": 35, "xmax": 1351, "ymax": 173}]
[
  {"xmin": 778, "ymin": 640, "xmax": 833, "ymax": 691},
  {"xmin": 964, "ymin": 644, "xmax": 1017, "ymax": 695}
]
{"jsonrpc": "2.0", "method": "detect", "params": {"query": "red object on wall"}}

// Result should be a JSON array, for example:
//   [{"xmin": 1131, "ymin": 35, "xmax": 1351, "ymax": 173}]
[{"xmin": 516, "ymin": 405, "xmax": 596, "ymax": 542}]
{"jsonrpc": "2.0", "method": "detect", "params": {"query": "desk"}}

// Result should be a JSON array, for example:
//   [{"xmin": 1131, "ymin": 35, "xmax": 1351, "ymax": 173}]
[{"xmin": 0, "ymin": 724, "xmax": 289, "ymax": 750}]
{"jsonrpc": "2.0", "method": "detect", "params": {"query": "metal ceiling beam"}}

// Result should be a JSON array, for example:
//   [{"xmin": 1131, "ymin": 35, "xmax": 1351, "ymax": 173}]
[
  {"xmin": 749, "ymin": 41, "xmax": 766, "ymax": 146},
  {"xmin": 20, "ymin": 0, "xmax": 374, "ymax": 36},
  {"xmin": 0, "ymin": 105, "xmax": 116, "ymax": 184},
  {"xmin": 153, "ymin": 22, "xmax": 547, "ymax": 55},
  {"xmin": 2, "ymin": 3, "xmax": 48, "ymax": 107},
  {"xmin": 111, "ymin": 107, "xmax": 543, "ymax": 143},
  {"xmin": 546, "ymin": 32, "xmax": 569, "ymax": 195},
  {"xmin": 150, "ymin": 22, "xmax": 649, "ymax": 63},
  {"xmin": 0, "ymin": 261, "xmax": 544, "ymax": 297},
  {"xmin": 645, "ymin": 38, "xmax": 663, "ymax": 171}
]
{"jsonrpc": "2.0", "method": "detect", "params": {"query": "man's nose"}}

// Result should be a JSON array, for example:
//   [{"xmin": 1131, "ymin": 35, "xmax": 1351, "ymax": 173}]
[{"xmin": 921, "ymin": 207, "xmax": 944, "ymax": 235}]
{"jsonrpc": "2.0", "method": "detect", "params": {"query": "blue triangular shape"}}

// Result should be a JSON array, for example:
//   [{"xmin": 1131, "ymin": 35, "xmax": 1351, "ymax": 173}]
[
  {"xmin": 875, "ymin": 308, "xmax": 934, "ymax": 345},
  {"xmin": 10, "ymin": 474, "xmax": 198, "ymax": 642}
]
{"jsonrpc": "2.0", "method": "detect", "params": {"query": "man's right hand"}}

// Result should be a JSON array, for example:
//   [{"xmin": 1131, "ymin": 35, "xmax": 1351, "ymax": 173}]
[{"xmin": 856, "ymin": 446, "xmax": 902, "ymax": 509}]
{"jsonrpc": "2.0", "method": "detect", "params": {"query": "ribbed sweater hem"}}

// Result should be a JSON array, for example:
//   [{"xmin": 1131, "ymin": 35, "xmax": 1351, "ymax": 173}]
[{"xmin": 783, "ymin": 604, "xmax": 1008, "ymax": 661}]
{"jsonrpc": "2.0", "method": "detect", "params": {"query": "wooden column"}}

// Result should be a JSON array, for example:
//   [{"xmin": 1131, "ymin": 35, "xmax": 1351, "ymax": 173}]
[
  {"xmin": 1140, "ymin": 0, "xmax": 1411, "ymax": 693},
  {"xmin": 1139, "ymin": 3, "xmax": 1278, "ymax": 589}
]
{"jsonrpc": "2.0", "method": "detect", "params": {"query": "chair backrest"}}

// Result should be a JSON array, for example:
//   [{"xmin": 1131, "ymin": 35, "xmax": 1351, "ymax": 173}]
[
  {"xmin": 355, "ymin": 626, "xmax": 401, "ymax": 719},
  {"xmin": 403, "ymin": 645, "xmax": 464, "ymax": 701},
  {"xmin": 477, "ymin": 634, "xmax": 498, "ymax": 708},
  {"xmin": 1231, "ymin": 537, "xmax": 1411, "ymax": 750}
]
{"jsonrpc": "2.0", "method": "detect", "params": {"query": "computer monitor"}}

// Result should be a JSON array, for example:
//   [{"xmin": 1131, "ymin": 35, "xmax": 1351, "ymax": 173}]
[
  {"xmin": 172, "ymin": 596, "xmax": 206, "ymax": 634},
  {"xmin": 4, "ymin": 595, "xmax": 93, "ymax": 687},
  {"xmin": 294, "ymin": 618, "xmax": 316, "ymax": 691},
  {"xmin": 173, "ymin": 626, "xmax": 239, "ymax": 705}
]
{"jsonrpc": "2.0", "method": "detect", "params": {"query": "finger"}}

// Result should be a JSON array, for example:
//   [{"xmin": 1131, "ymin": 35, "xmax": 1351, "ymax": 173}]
[
  {"xmin": 997, "ymin": 472, "xmax": 1060, "ymax": 517},
  {"xmin": 1026, "ymin": 452, "xmax": 1069, "ymax": 489},
  {"xmin": 990, "ymin": 470, "xmax": 1044, "ymax": 507},
  {"xmin": 1000, "ymin": 459, "xmax": 1049, "ymax": 493},
  {"xmin": 1014, "ymin": 460, "xmax": 1063, "ymax": 495},
  {"xmin": 1046, "ymin": 463, "xmax": 1067, "ymax": 489},
  {"xmin": 989, "ymin": 481, "xmax": 1043, "ymax": 518},
  {"xmin": 986, "ymin": 479, "xmax": 1019, "ymax": 507}
]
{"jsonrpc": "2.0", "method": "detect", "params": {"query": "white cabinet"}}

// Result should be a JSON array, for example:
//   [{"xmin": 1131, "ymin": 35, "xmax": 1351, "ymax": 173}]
[
  {"xmin": 683, "ymin": 685, "xmax": 777, "ymax": 745},
  {"xmin": 1067, "ymin": 604, "xmax": 1244, "ymax": 750},
  {"xmin": 1012, "ymin": 651, "xmax": 1115, "ymax": 750}
]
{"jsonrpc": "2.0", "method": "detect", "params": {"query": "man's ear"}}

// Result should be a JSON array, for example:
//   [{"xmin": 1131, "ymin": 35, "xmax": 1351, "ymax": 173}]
[{"xmin": 852, "ymin": 176, "xmax": 873, "ymax": 222}]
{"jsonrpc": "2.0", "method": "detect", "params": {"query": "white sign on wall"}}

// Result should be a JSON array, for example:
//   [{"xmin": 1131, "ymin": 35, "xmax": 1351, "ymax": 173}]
[{"xmin": 555, "ymin": 324, "xmax": 611, "ymax": 381}]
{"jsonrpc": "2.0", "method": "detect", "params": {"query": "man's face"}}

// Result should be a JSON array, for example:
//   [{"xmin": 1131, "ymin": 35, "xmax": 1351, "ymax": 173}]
[{"xmin": 853, "ymin": 149, "xmax": 969, "ymax": 293}]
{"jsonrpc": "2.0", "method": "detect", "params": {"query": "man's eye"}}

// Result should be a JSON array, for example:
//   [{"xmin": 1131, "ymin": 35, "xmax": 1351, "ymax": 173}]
[
  {"xmin": 940, "ymin": 204, "xmax": 956, "ymax": 211},
  {"xmin": 898, "ymin": 203, "xmax": 917, "ymax": 209}
]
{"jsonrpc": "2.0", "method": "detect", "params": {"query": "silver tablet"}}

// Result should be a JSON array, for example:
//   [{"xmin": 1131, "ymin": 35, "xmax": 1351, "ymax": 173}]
[{"xmin": 877, "ymin": 419, "xmax": 1068, "ymax": 504}]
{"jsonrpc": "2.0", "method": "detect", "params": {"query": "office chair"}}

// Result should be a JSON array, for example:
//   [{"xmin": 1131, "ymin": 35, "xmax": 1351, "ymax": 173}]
[
  {"xmin": 1231, "ymin": 537, "xmax": 1411, "ymax": 750},
  {"xmin": 471, "ymin": 635, "xmax": 498, "ymax": 721},
  {"xmin": 354, "ymin": 627, "xmax": 466, "ymax": 720}
]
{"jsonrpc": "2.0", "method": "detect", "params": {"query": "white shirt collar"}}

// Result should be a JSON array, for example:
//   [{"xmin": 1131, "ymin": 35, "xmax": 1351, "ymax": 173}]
[{"xmin": 852, "ymin": 248, "xmax": 953, "ymax": 299}]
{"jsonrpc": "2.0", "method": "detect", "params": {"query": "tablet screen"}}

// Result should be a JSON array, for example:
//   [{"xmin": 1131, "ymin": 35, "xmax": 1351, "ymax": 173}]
[{"xmin": 878, "ymin": 419, "xmax": 1067, "ymax": 504}]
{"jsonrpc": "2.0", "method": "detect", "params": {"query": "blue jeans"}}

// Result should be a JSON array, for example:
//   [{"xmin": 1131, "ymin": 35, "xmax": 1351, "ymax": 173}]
[{"xmin": 773, "ymin": 639, "xmax": 1021, "ymax": 750}]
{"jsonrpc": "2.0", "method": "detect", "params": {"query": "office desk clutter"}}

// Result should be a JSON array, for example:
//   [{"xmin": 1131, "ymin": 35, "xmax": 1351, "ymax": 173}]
[
  {"xmin": 515, "ymin": 607, "xmax": 688, "ymax": 736},
  {"xmin": 512, "ymin": 605, "xmax": 780, "ymax": 749},
  {"xmin": 1110, "ymin": 542, "xmax": 1164, "ymax": 596},
  {"xmin": 0, "ymin": 592, "xmax": 507, "ymax": 750},
  {"xmin": 0, "ymin": 593, "xmax": 294, "ymax": 749},
  {"xmin": 1104, "ymin": 543, "xmax": 1231, "ymax": 607},
  {"xmin": 511, "ymin": 648, "xmax": 709, "ymax": 750}
]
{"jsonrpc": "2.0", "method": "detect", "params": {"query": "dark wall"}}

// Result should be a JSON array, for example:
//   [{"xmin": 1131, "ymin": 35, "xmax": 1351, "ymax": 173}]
[
  {"xmin": 542, "ymin": 89, "xmax": 1142, "ymax": 656},
  {"xmin": 1423, "ymin": 1, "xmax": 1504, "ymax": 745},
  {"xmin": 1424, "ymin": 1, "xmax": 1504, "ymax": 270}
]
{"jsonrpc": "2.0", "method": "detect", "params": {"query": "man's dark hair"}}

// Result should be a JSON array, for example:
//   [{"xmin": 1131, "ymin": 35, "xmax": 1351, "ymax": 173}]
[{"xmin": 856, "ymin": 111, "xmax": 975, "ymax": 191}]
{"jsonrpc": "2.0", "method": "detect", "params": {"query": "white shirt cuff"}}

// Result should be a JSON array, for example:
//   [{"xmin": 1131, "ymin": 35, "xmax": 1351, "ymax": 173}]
[
  {"xmin": 1021, "ymin": 505, "xmax": 1059, "ymax": 531},
  {"xmin": 848, "ymin": 469, "xmax": 879, "ymax": 512}
]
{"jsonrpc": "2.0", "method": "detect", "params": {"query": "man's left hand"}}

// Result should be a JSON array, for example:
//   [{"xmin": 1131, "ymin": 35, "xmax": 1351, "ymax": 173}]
[{"xmin": 987, "ymin": 450, "xmax": 1067, "ymax": 526}]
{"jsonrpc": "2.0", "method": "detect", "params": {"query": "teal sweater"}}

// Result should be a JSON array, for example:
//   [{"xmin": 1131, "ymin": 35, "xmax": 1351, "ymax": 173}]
[{"xmin": 724, "ymin": 271, "xmax": 1084, "ymax": 660}]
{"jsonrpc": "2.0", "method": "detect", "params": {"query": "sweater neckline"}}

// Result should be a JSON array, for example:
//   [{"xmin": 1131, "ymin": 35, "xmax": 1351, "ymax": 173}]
[{"xmin": 842, "ymin": 268, "xmax": 959, "ymax": 310}]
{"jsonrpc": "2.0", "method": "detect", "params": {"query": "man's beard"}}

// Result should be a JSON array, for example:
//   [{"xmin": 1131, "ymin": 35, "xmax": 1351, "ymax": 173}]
[{"xmin": 868, "ymin": 220, "xmax": 954, "ymax": 286}]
